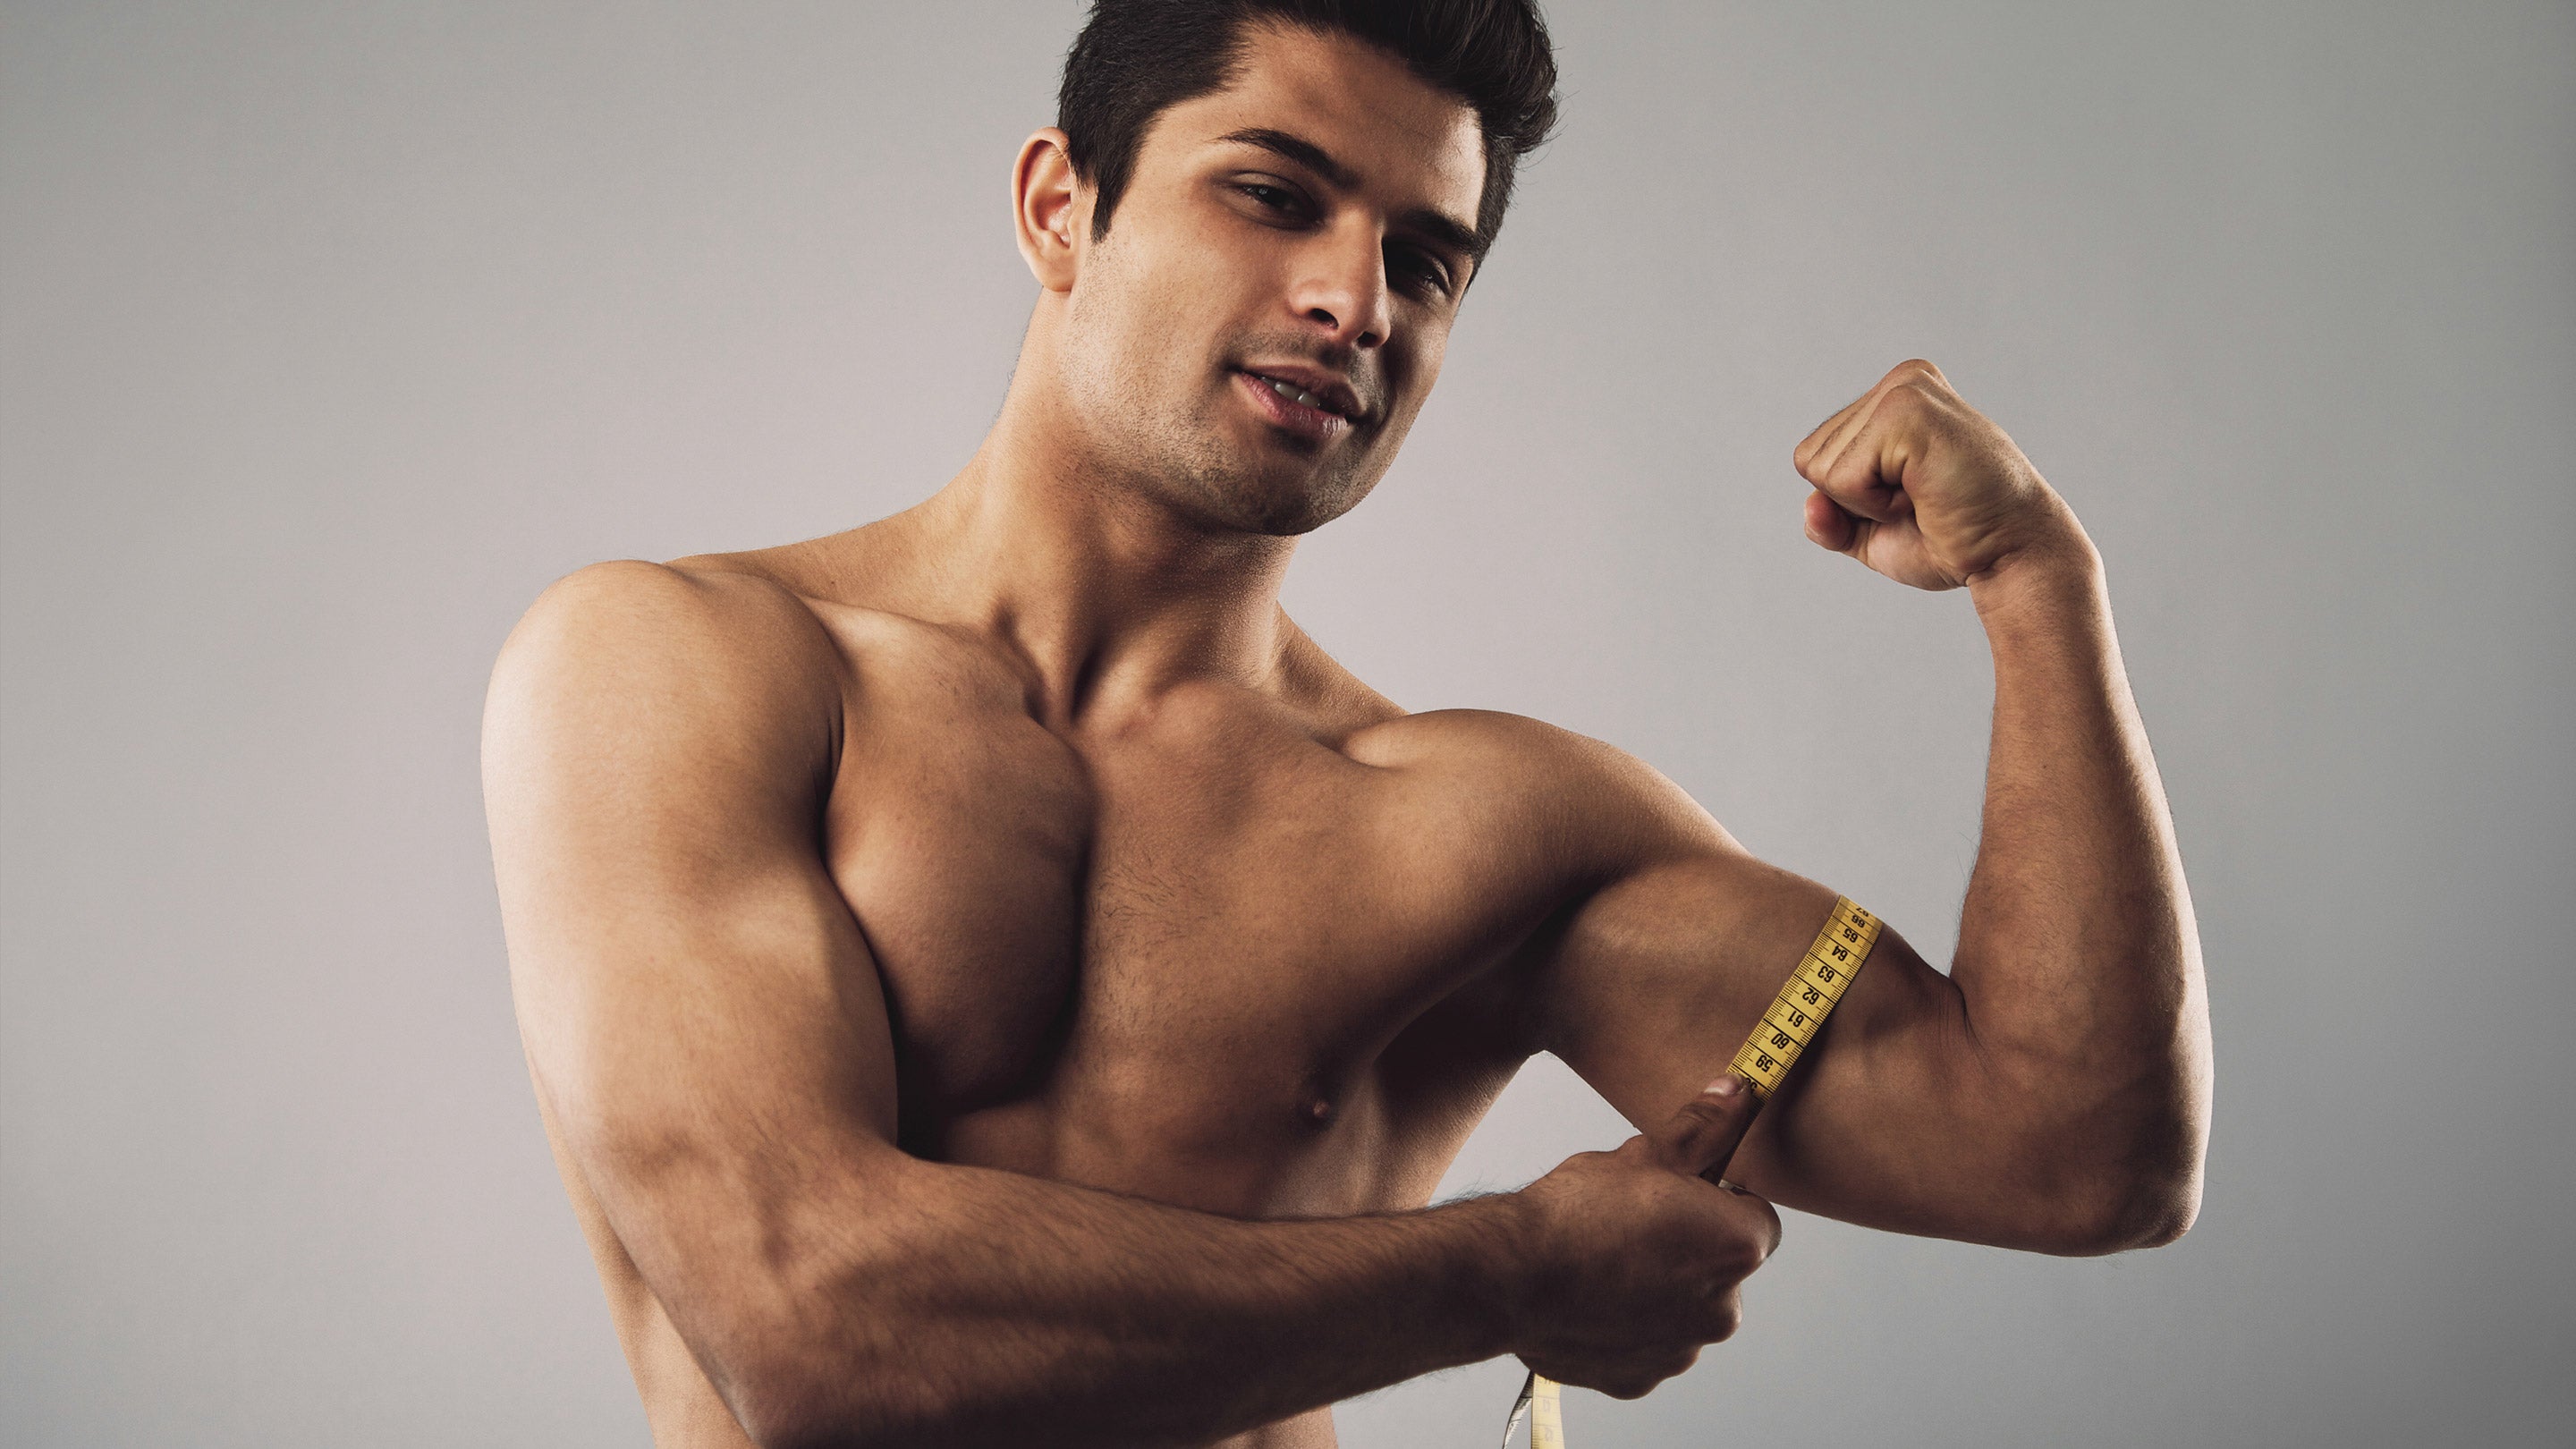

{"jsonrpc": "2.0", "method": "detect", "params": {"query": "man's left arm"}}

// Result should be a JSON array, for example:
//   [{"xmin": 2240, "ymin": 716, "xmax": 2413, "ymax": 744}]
[{"xmin": 1528, "ymin": 360, "xmax": 2211, "ymax": 1256}]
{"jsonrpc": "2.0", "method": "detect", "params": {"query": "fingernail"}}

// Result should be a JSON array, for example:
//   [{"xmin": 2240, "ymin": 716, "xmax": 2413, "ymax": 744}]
[{"xmin": 1705, "ymin": 1076, "xmax": 1741, "ymax": 1097}]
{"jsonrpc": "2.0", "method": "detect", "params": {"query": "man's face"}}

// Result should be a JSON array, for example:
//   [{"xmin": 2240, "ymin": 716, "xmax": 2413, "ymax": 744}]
[{"xmin": 1053, "ymin": 23, "xmax": 1487, "ymax": 537}]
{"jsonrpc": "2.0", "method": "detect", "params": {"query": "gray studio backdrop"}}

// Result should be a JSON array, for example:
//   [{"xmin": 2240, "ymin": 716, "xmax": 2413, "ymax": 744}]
[{"xmin": 4, "ymin": 2, "xmax": 2569, "ymax": 1445}]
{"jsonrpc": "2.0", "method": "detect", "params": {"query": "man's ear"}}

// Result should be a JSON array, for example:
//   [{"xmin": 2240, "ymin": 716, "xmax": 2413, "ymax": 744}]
[{"xmin": 1013, "ymin": 128, "xmax": 1086, "ymax": 292}]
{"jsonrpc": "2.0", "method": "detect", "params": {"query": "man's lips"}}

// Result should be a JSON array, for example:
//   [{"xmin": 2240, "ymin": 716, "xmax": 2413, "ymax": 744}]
[
  {"xmin": 1235, "ymin": 370, "xmax": 1346, "ymax": 443},
  {"xmin": 1236, "ymin": 366, "xmax": 1368, "ymax": 427}
]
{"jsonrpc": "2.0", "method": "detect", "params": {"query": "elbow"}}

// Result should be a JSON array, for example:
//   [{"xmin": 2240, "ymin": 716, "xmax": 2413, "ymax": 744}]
[
  {"xmin": 734, "ymin": 1407, "xmax": 911, "ymax": 1449},
  {"xmin": 728, "ymin": 1386, "xmax": 832, "ymax": 1449},
  {"xmin": 706, "ymin": 1282, "xmax": 983, "ymax": 1449},
  {"xmin": 720, "ymin": 1345, "xmax": 953, "ymax": 1449},
  {"xmin": 674, "ymin": 1161, "xmax": 976, "ymax": 1449},
  {"xmin": 2019, "ymin": 1123, "xmax": 2207, "ymax": 1257},
  {"xmin": 2119, "ymin": 1161, "xmax": 2204, "ymax": 1250},
  {"xmin": 685, "ymin": 1244, "xmax": 959, "ymax": 1446},
  {"xmin": 724, "ymin": 1357, "xmax": 859, "ymax": 1449},
  {"xmin": 699, "ymin": 1335, "xmax": 854, "ymax": 1449},
  {"xmin": 1986, "ymin": 1042, "xmax": 2211, "ymax": 1257},
  {"xmin": 2045, "ymin": 1166, "xmax": 2201, "ymax": 1257}
]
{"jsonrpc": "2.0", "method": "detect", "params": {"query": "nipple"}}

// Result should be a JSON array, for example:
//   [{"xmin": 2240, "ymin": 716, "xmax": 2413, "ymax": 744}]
[{"xmin": 1304, "ymin": 1097, "xmax": 1336, "ymax": 1127}]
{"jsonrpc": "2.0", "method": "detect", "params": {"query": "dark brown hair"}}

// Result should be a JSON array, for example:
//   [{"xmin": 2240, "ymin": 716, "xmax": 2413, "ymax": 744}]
[{"xmin": 1057, "ymin": 0, "xmax": 1559, "ymax": 250}]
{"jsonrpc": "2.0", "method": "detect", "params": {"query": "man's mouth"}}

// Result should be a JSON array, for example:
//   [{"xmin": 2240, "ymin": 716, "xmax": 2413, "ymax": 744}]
[
  {"xmin": 1253, "ymin": 374, "xmax": 1342, "ymax": 417},
  {"xmin": 1231, "ymin": 363, "xmax": 1370, "ymax": 438}
]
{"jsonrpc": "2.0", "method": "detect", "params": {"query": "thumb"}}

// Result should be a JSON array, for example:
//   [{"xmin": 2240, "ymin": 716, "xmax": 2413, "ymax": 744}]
[
  {"xmin": 1647, "ymin": 1075, "xmax": 1764, "ymax": 1182},
  {"xmin": 1804, "ymin": 488, "xmax": 1865, "ymax": 555}
]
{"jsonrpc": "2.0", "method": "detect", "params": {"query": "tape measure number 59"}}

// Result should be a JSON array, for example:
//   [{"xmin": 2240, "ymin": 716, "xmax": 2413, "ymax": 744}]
[{"xmin": 1498, "ymin": 897, "xmax": 1882, "ymax": 1449}]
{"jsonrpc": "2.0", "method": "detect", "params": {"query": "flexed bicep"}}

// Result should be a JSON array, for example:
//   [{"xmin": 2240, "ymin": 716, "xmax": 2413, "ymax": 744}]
[{"xmin": 1525, "ymin": 840, "xmax": 2056, "ymax": 1248}]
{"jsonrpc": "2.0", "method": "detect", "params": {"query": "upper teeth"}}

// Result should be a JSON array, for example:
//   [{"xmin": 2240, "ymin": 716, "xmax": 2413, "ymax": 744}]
[{"xmin": 1267, "ymin": 377, "xmax": 1329, "ymax": 412}]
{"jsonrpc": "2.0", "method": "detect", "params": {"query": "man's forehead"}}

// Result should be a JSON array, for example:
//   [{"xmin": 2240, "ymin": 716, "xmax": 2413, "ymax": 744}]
[{"xmin": 1159, "ymin": 23, "xmax": 1485, "ymax": 222}]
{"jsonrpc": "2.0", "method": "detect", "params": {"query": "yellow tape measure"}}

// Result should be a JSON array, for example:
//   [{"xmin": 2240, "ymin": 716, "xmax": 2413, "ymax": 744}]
[
  {"xmin": 1499, "ymin": 897, "xmax": 1882, "ymax": 1449},
  {"xmin": 1729, "ymin": 895, "xmax": 1880, "ymax": 1101}
]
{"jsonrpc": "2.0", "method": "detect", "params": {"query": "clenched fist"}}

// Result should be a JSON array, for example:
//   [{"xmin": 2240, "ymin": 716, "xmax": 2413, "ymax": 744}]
[{"xmin": 1794, "ymin": 360, "xmax": 2090, "ymax": 591}]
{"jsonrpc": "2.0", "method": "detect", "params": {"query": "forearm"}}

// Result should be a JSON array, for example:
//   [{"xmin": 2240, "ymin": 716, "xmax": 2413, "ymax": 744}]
[
  {"xmin": 1953, "ymin": 531, "xmax": 2210, "ymax": 1241},
  {"xmin": 711, "ymin": 1154, "xmax": 1525, "ymax": 1449}
]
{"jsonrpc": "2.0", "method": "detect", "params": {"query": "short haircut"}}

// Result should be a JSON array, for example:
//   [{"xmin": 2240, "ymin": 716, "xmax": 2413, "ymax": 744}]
[{"xmin": 1057, "ymin": 0, "xmax": 1559, "ymax": 253}]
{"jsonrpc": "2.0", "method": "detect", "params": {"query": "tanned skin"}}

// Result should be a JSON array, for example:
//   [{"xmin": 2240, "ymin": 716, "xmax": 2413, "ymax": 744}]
[{"xmin": 482, "ymin": 23, "xmax": 2211, "ymax": 1449}]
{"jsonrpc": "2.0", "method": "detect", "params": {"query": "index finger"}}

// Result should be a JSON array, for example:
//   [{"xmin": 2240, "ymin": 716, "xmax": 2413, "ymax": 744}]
[{"xmin": 1792, "ymin": 391, "xmax": 1869, "ymax": 476}]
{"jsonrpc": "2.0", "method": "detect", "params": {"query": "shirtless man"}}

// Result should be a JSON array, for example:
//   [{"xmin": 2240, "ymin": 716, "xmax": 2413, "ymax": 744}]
[{"xmin": 480, "ymin": 4, "xmax": 2211, "ymax": 1446}]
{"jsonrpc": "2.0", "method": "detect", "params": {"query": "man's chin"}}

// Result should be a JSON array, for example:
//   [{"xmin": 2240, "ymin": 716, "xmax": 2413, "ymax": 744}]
[{"xmin": 1182, "ymin": 463, "xmax": 1375, "ymax": 538}]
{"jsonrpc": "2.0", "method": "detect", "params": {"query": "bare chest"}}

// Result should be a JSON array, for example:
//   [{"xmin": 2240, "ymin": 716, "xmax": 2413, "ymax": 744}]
[{"xmin": 820, "ymin": 682, "xmax": 1562, "ymax": 1216}]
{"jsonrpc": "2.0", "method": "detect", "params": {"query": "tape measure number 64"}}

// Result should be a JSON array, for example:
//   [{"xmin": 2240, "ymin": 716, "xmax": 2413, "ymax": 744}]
[{"xmin": 1497, "ymin": 897, "xmax": 1883, "ymax": 1448}]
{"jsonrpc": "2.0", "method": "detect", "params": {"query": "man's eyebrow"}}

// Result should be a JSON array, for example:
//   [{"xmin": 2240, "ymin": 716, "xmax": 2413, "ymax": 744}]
[
  {"xmin": 1215, "ymin": 125, "xmax": 1487, "ymax": 262},
  {"xmin": 1396, "ymin": 205, "xmax": 1487, "ymax": 267},
  {"xmin": 1216, "ymin": 126, "xmax": 1356, "ymax": 188}
]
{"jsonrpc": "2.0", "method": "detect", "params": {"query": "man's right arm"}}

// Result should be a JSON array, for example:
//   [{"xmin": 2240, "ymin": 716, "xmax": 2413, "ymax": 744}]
[{"xmin": 482, "ymin": 561, "xmax": 1776, "ymax": 1449}]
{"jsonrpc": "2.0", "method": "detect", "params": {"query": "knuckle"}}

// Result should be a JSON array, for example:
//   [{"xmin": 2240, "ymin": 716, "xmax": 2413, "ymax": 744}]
[
  {"xmin": 1739, "ymin": 1231, "xmax": 1772, "ymax": 1270},
  {"xmin": 1608, "ymin": 1369, "xmax": 1659, "ymax": 1401},
  {"xmin": 1743, "ymin": 1199, "xmax": 1784, "ymax": 1250},
  {"xmin": 1716, "ymin": 1237, "xmax": 1760, "ymax": 1280},
  {"xmin": 1672, "ymin": 1346, "xmax": 1705, "ymax": 1377}
]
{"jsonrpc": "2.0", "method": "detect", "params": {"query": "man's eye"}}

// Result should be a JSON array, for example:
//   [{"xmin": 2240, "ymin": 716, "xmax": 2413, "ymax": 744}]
[
  {"xmin": 1240, "ymin": 183, "xmax": 1302, "ymax": 215},
  {"xmin": 1394, "ymin": 250, "xmax": 1453, "ymax": 296}
]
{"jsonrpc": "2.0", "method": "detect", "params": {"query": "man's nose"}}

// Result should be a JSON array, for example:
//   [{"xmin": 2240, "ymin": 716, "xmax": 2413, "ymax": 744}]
[{"xmin": 1287, "ymin": 219, "xmax": 1391, "ymax": 351}]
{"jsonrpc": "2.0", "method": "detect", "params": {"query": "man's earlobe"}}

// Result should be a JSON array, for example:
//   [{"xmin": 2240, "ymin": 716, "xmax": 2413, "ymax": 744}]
[{"xmin": 1013, "ymin": 128, "xmax": 1083, "ymax": 292}]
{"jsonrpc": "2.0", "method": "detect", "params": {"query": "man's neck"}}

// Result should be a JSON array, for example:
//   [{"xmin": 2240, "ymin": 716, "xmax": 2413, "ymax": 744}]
[{"xmin": 876, "ymin": 396, "xmax": 1303, "ymax": 730}]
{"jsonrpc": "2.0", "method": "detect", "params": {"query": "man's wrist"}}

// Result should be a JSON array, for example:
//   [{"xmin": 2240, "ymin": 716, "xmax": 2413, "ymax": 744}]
[
  {"xmin": 1965, "ymin": 516, "xmax": 2106, "ymax": 626},
  {"xmin": 1451, "ymin": 1190, "xmax": 1545, "ymax": 1360}
]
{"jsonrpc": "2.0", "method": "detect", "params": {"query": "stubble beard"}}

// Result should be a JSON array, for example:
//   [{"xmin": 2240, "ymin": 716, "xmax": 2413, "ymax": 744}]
[
  {"xmin": 1146, "ymin": 416, "xmax": 1380, "ymax": 538},
  {"xmin": 1061, "ymin": 320, "xmax": 1391, "ymax": 538}
]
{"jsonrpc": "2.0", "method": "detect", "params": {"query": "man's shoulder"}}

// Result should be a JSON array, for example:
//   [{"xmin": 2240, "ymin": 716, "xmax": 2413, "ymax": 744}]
[
  {"xmin": 1349, "ymin": 706, "xmax": 1648, "ymax": 784},
  {"xmin": 483, "ymin": 558, "xmax": 860, "ymax": 776},
  {"xmin": 1347, "ymin": 707, "xmax": 1733, "ymax": 862},
  {"xmin": 502, "ymin": 555, "xmax": 844, "ymax": 682},
  {"xmin": 487, "ymin": 549, "xmax": 1028, "ymax": 762}
]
